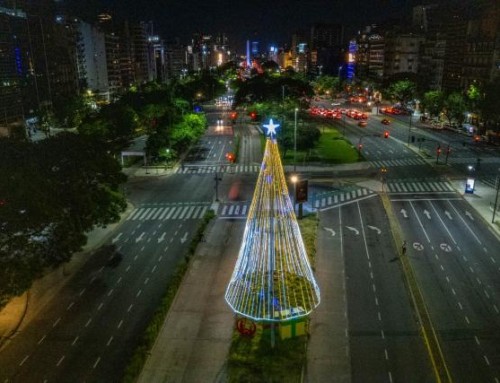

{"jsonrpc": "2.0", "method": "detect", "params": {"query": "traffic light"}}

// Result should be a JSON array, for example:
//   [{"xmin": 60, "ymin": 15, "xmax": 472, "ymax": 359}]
[
  {"xmin": 249, "ymin": 111, "xmax": 257, "ymax": 120},
  {"xmin": 384, "ymin": 131, "xmax": 389, "ymax": 139},
  {"xmin": 295, "ymin": 180, "xmax": 308, "ymax": 203},
  {"xmin": 225, "ymin": 152, "xmax": 235, "ymax": 163},
  {"xmin": 230, "ymin": 111, "xmax": 238, "ymax": 120},
  {"xmin": 358, "ymin": 143, "xmax": 363, "ymax": 150},
  {"xmin": 437, "ymin": 145, "xmax": 441, "ymax": 155}
]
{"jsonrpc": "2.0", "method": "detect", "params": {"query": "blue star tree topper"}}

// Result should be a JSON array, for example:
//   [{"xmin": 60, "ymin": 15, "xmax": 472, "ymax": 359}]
[{"xmin": 263, "ymin": 119, "xmax": 280, "ymax": 139}]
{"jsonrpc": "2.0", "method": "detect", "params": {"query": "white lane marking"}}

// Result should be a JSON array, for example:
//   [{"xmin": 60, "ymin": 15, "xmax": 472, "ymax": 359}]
[
  {"xmin": 97, "ymin": 302, "xmax": 104, "ymax": 311},
  {"xmin": 484, "ymin": 355, "xmax": 490, "ymax": 366},
  {"xmin": 378, "ymin": 312, "xmax": 382, "ymax": 321},
  {"xmin": 384, "ymin": 349, "xmax": 389, "ymax": 360},
  {"xmin": 458, "ymin": 302, "xmax": 463, "ymax": 310},
  {"xmin": 38, "ymin": 335, "xmax": 46, "ymax": 345},
  {"xmin": 98, "ymin": 266, "xmax": 104, "ymax": 273},
  {"xmin": 90, "ymin": 276, "xmax": 97, "ymax": 283},
  {"xmin": 430, "ymin": 201, "xmax": 457, "ymax": 244},
  {"xmin": 451, "ymin": 288, "xmax": 456, "ymax": 296},
  {"xmin": 107, "ymin": 336, "xmax": 113, "ymax": 346},
  {"xmin": 144, "ymin": 278, "xmax": 149, "ymax": 285},
  {"xmin": 53, "ymin": 317, "xmax": 61, "ymax": 327},
  {"xmin": 151, "ymin": 265, "xmax": 157, "ymax": 273},
  {"xmin": 381, "ymin": 330, "xmax": 385, "ymax": 339},
  {"xmin": 370, "ymin": 271, "xmax": 374, "ymax": 279},
  {"xmin": 372, "ymin": 284, "xmax": 377, "ymax": 292},
  {"xmin": 107, "ymin": 289, "xmax": 114, "ymax": 297},
  {"xmin": 158, "ymin": 255, "xmax": 163, "ymax": 262},
  {"xmin": 469, "ymin": 266, "xmax": 474, "ymax": 273},
  {"xmin": 93, "ymin": 357, "xmax": 101, "ymax": 369},
  {"xmin": 85, "ymin": 318, "xmax": 92, "ymax": 327},
  {"xmin": 440, "ymin": 265, "xmax": 445, "ymax": 271},
  {"xmin": 67, "ymin": 302, "xmax": 75, "ymax": 311},
  {"xmin": 493, "ymin": 304, "xmax": 499, "ymax": 314},
  {"xmin": 474, "ymin": 336, "xmax": 480, "ymax": 345},
  {"xmin": 445, "ymin": 276, "xmax": 450, "ymax": 283},
  {"xmin": 56, "ymin": 355, "xmax": 65, "ymax": 367},
  {"xmin": 127, "ymin": 304, "xmax": 133, "ymax": 313},
  {"xmin": 79, "ymin": 288, "xmax": 86, "ymax": 296},
  {"xmin": 140, "ymin": 246, "xmax": 145, "ymax": 252},
  {"xmin": 71, "ymin": 336, "xmax": 79, "ymax": 346},
  {"xmin": 125, "ymin": 265, "xmax": 131, "ymax": 272},
  {"xmin": 389, "ymin": 371, "xmax": 393, "ymax": 383},
  {"xmin": 375, "ymin": 297, "xmax": 379, "ymax": 306},
  {"xmin": 465, "ymin": 316, "xmax": 470, "ymax": 324},
  {"xmin": 133, "ymin": 255, "xmax": 138, "ymax": 261},
  {"xmin": 19, "ymin": 355, "xmax": 29, "ymax": 366},
  {"xmin": 409, "ymin": 201, "xmax": 431, "ymax": 243},
  {"xmin": 484, "ymin": 290, "xmax": 490, "ymax": 299},
  {"xmin": 117, "ymin": 320, "xmax": 123, "ymax": 329},
  {"xmin": 447, "ymin": 201, "xmax": 482, "ymax": 244},
  {"xmin": 136, "ymin": 290, "xmax": 142, "ymax": 297},
  {"xmin": 117, "ymin": 277, "xmax": 122, "ymax": 284}
]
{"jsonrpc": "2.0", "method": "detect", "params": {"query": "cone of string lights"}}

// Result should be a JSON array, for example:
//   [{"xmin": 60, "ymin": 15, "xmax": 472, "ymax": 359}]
[{"xmin": 225, "ymin": 119, "xmax": 320, "ymax": 322}]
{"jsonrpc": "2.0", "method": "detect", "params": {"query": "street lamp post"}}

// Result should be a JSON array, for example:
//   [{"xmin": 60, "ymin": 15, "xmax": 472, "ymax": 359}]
[
  {"xmin": 294, "ymin": 108, "xmax": 298, "ymax": 172},
  {"xmin": 492, "ymin": 170, "xmax": 500, "ymax": 223},
  {"xmin": 291, "ymin": 175, "xmax": 298, "ymax": 216},
  {"xmin": 407, "ymin": 111, "xmax": 413, "ymax": 146}
]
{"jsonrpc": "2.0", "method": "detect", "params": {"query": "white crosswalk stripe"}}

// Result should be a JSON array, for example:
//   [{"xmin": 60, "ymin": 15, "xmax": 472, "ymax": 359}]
[
  {"xmin": 371, "ymin": 158, "xmax": 427, "ymax": 168},
  {"xmin": 313, "ymin": 188, "xmax": 374, "ymax": 209},
  {"xmin": 387, "ymin": 180, "xmax": 454, "ymax": 193},
  {"xmin": 126, "ymin": 204, "xmax": 210, "ymax": 221}
]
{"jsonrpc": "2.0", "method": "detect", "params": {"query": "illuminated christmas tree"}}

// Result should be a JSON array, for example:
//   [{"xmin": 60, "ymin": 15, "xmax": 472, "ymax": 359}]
[{"xmin": 225, "ymin": 119, "xmax": 320, "ymax": 322}]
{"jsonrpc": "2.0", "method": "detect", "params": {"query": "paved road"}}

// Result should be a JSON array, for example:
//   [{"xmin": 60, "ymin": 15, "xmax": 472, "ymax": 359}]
[
  {"xmin": 319, "ymin": 197, "xmax": 433, "ymax": 382},
  {"xmin": 393, "ymin": 193, "xmax": 500, "ymax": 383}
]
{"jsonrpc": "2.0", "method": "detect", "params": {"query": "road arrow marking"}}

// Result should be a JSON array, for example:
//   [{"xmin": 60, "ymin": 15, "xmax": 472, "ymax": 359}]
[
  {"xmin": 135, "ymin": 232, "xmax": 145, "ymax": 243},
  {"xmin": 323, "ymin": 227, "xmax": 336, "ymax": 237},
  {"xmin": 444, "ymin": 211, "xmax": 453, "ymax": 220},
  {"xmin": 465, "ymin": 211, "xmax": 474, "ymax": 221},
  {"xmin": 180, "ymin": 232, "xmax": 188, "ymax": 244},
  {"xmin": 400, "ymin": 209, "xmax": 408, "ymax": 218},
  {"xmin": 111, "ymin": 233, "xmax": 122, "ymax": 243},
  {"xmin": 367, "ymin": 225, "xmax": 381, "ymax": 235},
  {"xmin": 346, "ymin": 226, "xmax": 360, "ymax": 235},
  {"xmin": 158, "ymin": 233, "xmax": 166, "ymax": 243},
  {"xmin": 423, "ymin": 210, "xmax": 431, "ymax": 220}
]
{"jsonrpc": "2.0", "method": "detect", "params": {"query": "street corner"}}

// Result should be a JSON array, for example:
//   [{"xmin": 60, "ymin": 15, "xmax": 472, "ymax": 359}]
[{"xmin": 355, "ymin": 179, "xmax": 385, "ymax": 193}]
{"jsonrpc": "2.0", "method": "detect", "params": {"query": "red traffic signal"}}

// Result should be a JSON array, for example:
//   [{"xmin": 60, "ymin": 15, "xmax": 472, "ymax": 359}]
[
  {"xmin": 249, "ymin": 111, "xmax": 257, "ymax": 120},
  {"xmin": 384, "ymin": 131, "xmax": 389, "ymax": 139},
  {"xmin": 229, "ymin": 111, "xmax": 238, "ymax": 120},
  {"xmin": 225, "ymin": 152, "xmax": 235, "ymax": 163}
]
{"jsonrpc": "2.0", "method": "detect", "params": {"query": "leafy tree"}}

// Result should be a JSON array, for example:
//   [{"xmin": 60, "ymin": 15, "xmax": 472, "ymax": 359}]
[
  {"xmin": 386, "ymin": 80, "xmax": 416, "ymax": 106},
  {"xmin": 0, "ymin": 133, "xmax": 126, "ymax": 308},
  {"xmin": 478, "ymin": 77, "xmax": 500, "ymax": 130},
  {"xmin": 442, "ymin": 92, "xmax": 467, "ymax": 125},
  {"xmin": 312, "ymin": 75, "xmax": 338, "ymax": 95},
  {"xmin": 421, "ymin": 90, "xmax": 445, "ymax": 117}
]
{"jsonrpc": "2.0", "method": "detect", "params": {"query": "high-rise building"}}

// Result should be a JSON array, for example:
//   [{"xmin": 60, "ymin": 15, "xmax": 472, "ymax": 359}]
[
  {"xmin": 0, "ymin": 6, "xmax": 26, "ymax": 135},
  {"xmin": 309, "ymin": 23, "xmax": 344, "ymax": 76}
]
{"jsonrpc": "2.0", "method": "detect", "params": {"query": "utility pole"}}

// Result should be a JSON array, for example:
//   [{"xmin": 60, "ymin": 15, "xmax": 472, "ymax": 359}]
[{"xmin": 493, "ymin": 172, "xmax": 500, "ymax": 223}]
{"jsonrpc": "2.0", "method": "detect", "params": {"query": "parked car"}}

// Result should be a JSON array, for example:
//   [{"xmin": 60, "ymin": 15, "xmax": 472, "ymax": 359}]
[{"xmin": 381, "ymin": 119, "xmax": 391, "ymax": 125}]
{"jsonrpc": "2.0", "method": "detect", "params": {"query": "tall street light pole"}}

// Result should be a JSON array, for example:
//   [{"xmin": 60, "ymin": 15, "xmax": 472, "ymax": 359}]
[
  {"xmin": 492, "ymin": 170, "xmax": 500, "ymax": 223},
  {"xmin": 294, "ymin": 108, "xmax": 298, "ymax": 172},
  {"xmin": 407, "ymin": 111, "xmax": 413, "ymax": 146}
]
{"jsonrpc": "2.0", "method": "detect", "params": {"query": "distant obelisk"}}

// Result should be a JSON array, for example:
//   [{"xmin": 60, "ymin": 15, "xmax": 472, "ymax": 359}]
[{"xmin": 246, "ymin": 39, "xmax": 251, "ymax": 67}]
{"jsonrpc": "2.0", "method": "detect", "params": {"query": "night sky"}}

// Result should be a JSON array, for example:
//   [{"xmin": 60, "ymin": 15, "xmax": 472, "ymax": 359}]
[{"xmin": 71, "ymin": 0, "xmax": 415, "ymax": 52}]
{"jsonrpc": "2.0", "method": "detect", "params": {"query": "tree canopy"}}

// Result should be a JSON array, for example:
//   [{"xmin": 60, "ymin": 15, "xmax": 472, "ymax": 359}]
[{"xmin": 0, "ymin": 133, "xmax": 127, "ymax": 308}]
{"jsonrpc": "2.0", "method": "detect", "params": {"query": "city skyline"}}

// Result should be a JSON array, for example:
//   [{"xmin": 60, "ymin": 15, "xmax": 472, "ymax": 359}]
[{"xmin": 69, "ymin": 0, "xmax": 415, "ymax": 51}]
